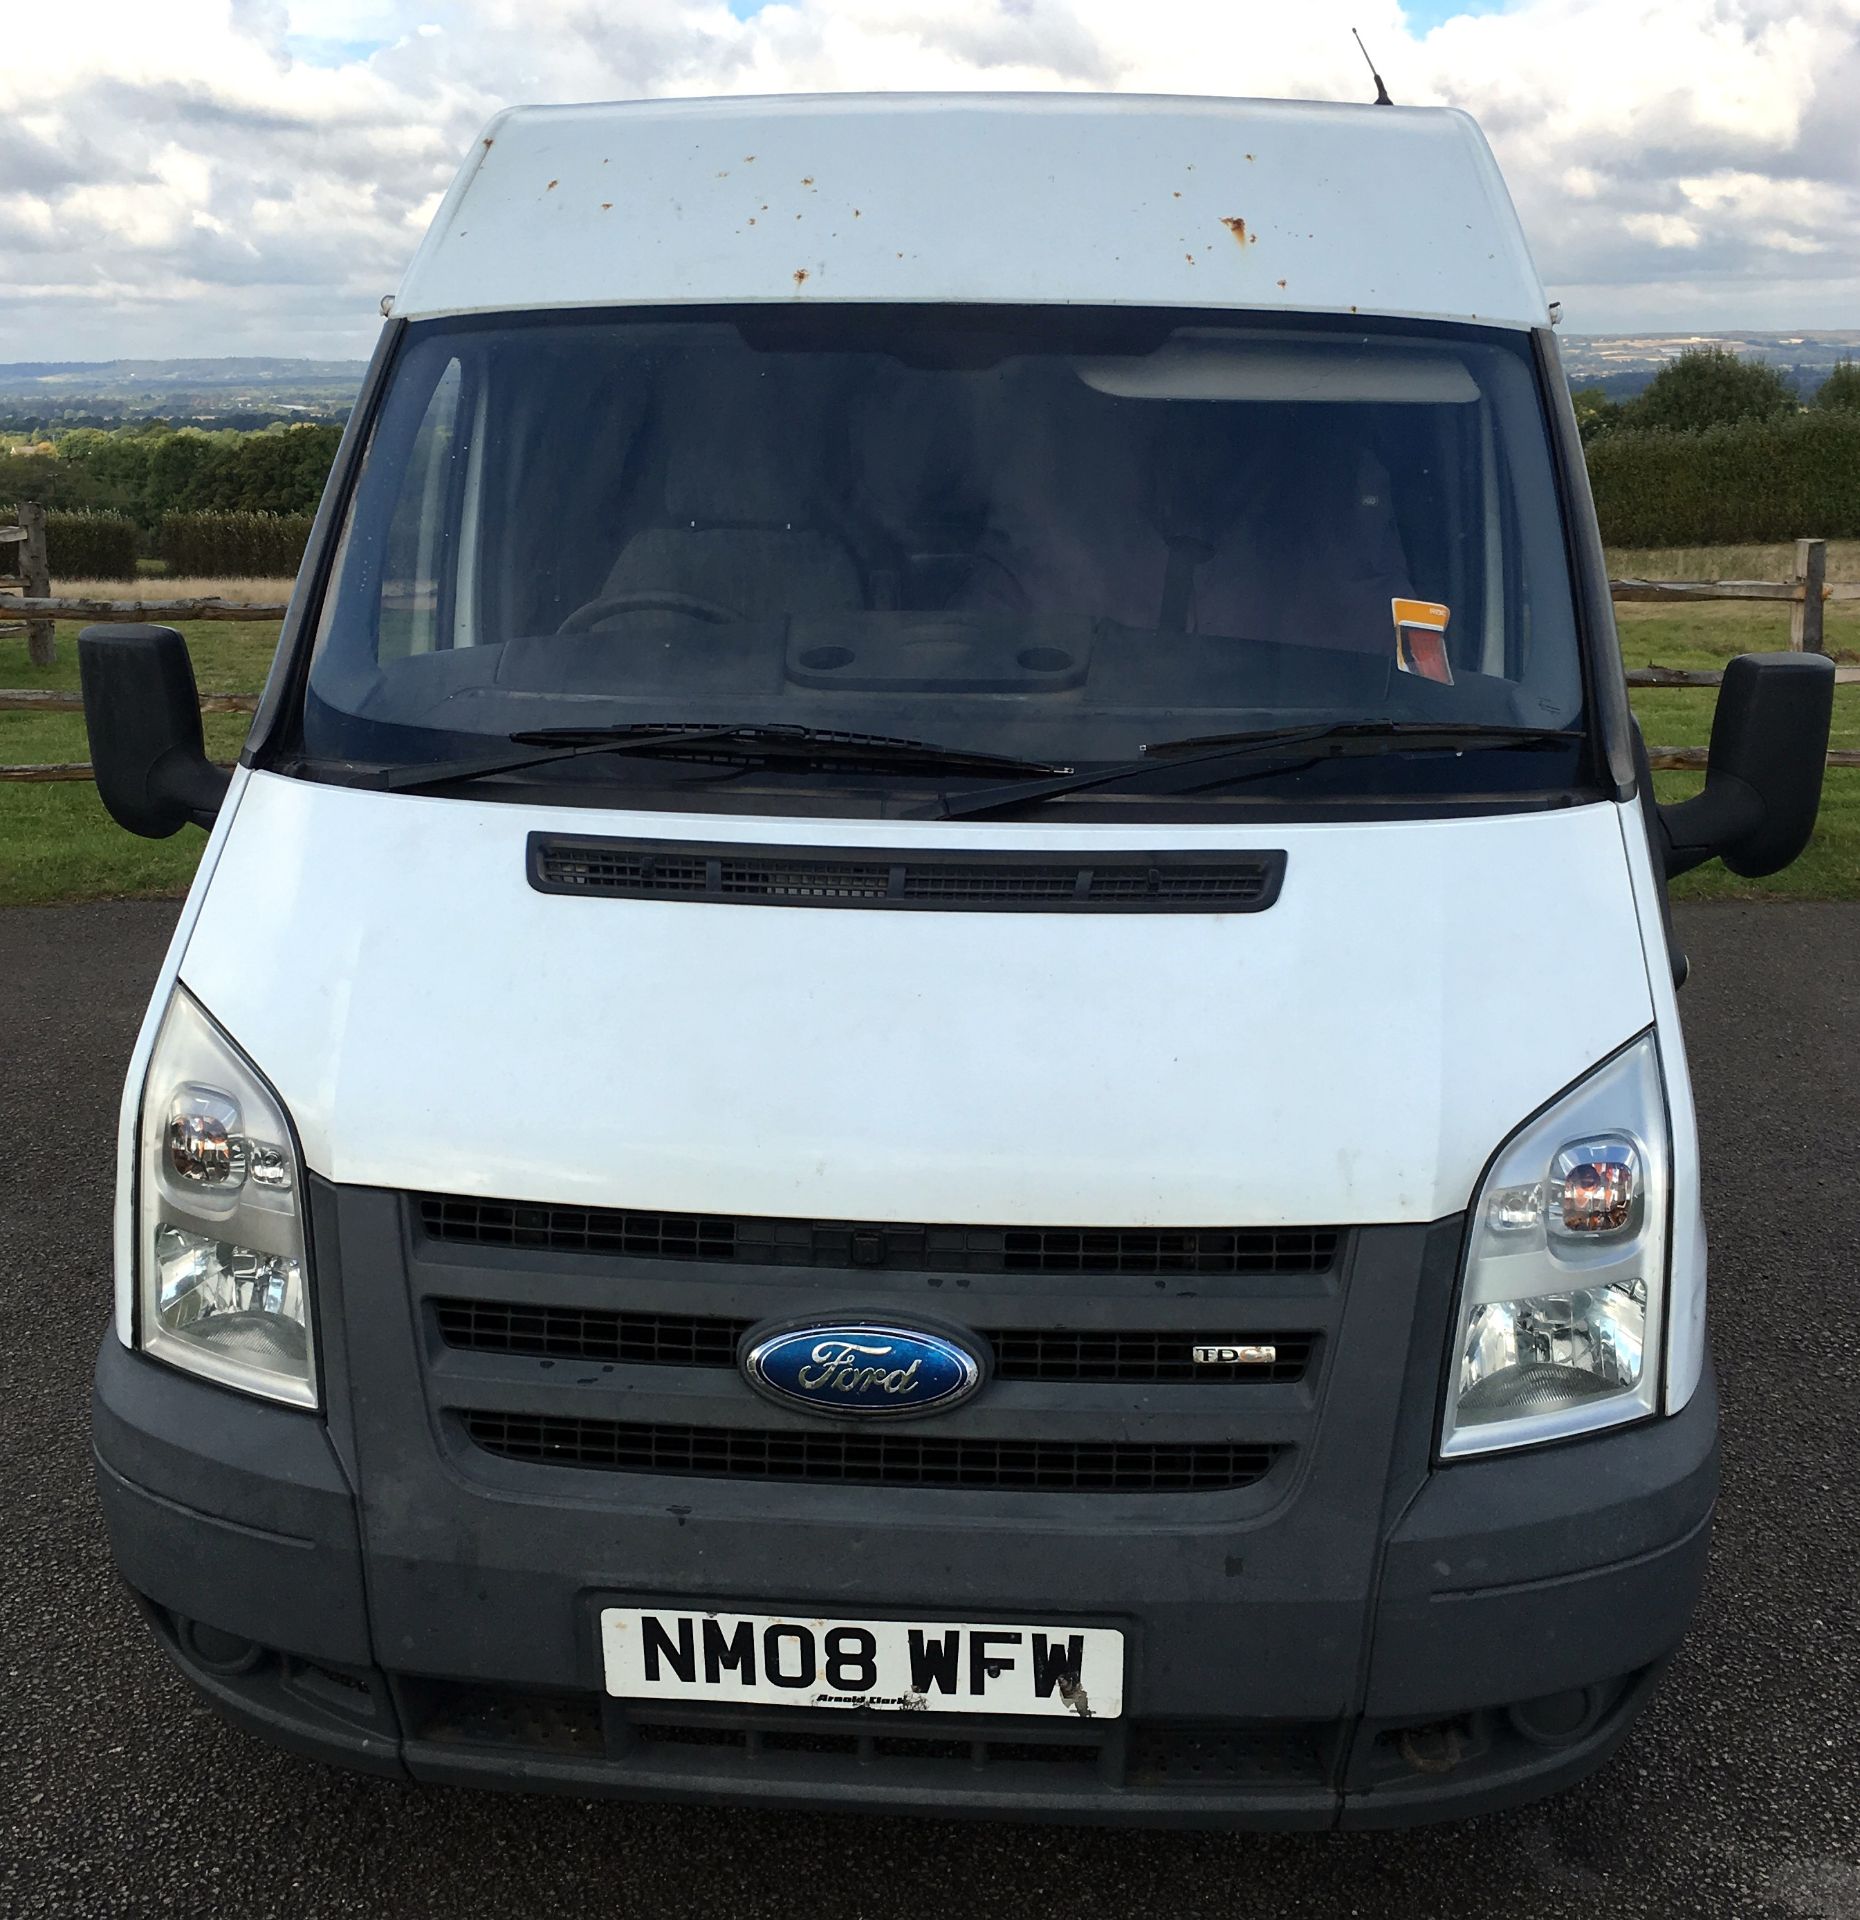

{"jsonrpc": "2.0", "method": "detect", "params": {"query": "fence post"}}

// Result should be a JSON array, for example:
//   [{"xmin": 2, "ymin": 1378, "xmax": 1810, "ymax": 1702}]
[
  {"xmin": 1790, "ymin": 538, "xmax": 1827, "ymax": 655},
  {"xmin": 17, "ymin": 502, "xmax": 54, "ymax": 666}
]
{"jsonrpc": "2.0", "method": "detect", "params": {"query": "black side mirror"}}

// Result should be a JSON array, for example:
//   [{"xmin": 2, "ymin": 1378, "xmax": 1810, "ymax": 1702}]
[
  {"xmin": 78, "ymin": 625, "xmax": 232, "ymax": 839},
  {"xmin": 1658, "ymin": 651, "xmax": 1834, "ymax": 879}
]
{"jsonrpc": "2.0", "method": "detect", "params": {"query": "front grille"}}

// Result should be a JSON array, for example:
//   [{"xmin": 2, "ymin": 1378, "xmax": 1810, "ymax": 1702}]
[
  {"xmin": 529, "ymin": 834, "xmax": 1287, "ymax": 914},
  {"xmin": 461, "ymin": 1412, "xmax": 1279, "ymax": 1492},
  {"xmin": 437, "ymin": 1300, "xmax": 745, "ymax": 1368},
  {"xmin": 422, "ymin": 1196, "xmax": 738, "ymax": 1264},
  {"xmin": 985, "ymin": 1327, "xmax": 1313, "ymax": 1384},
  {"xmin": 625, "ymin": 1720, "xmax": 1099, "ymax": 1764},
  {"xmin": 405, "ymin": 1681, "xmax": 1337, "ymax": 1794},
  {"xmin": 433, "ymin": 1298, "xmax": 1315, "ymax": 1385},
  {"xmin": 418, "ymin": 1195, "xmax": 1340, "ymax": 1279},
  {"xmin": 1127, "ymin": 1725, "xmax": 1331, "ymax": 1787}
]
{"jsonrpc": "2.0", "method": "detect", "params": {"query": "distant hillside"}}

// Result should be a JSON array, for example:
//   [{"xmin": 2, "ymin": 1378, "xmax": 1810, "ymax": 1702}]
[
  {"xmin": 1559, "ymin": 330, "xmax": 1860, "ymax": 401},
  {"xmin": 3, "ymin": 334, "xmax": 1854, "ymax": 425},
  {"xmin": 0, "ymin": 357, "xmax": 367, "ymax": 429},
  {"xmin": 0, "ymin": 357, "xmax": 367, "ymax": 394}
]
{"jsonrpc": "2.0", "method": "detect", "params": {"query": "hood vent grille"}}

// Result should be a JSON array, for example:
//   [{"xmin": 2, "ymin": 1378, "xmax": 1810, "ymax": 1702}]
[{"xmin": 529, "ymin": 835, "xmax": 1285, "ymax": 913}]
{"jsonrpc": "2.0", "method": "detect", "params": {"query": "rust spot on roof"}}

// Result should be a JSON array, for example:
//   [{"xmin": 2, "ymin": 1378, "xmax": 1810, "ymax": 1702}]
[
  {"xmin": 1245, "ymin": 152, "xmax": 1255, "ymax": 162},
  {"xmin": 793, "ymin": 268, "xmax": 810, "ymax": 287},
  {"xmin": 744, "ymin": 154, "xmax": 756, "ymax": 162},
  {"xmin": 545, "ymin": 179, "xmax": 557, "ymax": 192},
  {"xmin": 1220, "ymin": 216, "xmax": 1255, "ymax": 245},
  {"xmin": 853, "ymin": 208, "xmax": 861, "ymax": 217},
  {"xmin": 1172, "ymin": 190, "xmax": 1181, "ymax": 199},
  {"xmin": 1276, "ymin": 278, "xmax": 1287, "ymax": 288},
  {"xmin": 481, "ymin": 137, "xmax": 494, "ymax": 151},
  {"xmin": 601, "ymin": 202, "xmax": 613, "ymax": 211},
  {"xmin": 747, "ymin": 217, "xmax": 756, "ymax": 225},
  {"xmin": 802, "ymin": 176, "xmax": 814, "ymax": 186}
]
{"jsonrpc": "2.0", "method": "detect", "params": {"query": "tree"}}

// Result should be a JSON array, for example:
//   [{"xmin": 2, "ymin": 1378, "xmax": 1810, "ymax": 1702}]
[
  {"xmin": 53, "ymin": 427, "xmax": 157, "ymax": 519},
  {"xmin": 0, "ymin": 450, "xmax": 106, "ymax": 510},
  {"xmin": 1816, "ymin": 359, "xmax": 1860, "ymax": 413},
  {"xmin": 1630, "ymin": 347, "xmax": 1798, "ymax": 432},
  {"xmin": 1570, "ymin": 384, "xmax": 1628, "ymax": 444},
  {"xmin": 145, "ymin": 430, "xmax": 215, "ymax": 511}
]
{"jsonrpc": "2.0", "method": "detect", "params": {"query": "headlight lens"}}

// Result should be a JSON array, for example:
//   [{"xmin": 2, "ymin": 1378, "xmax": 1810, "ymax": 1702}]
[
  {"xmin": 1442, "ymin": 1034, "xmax": 1667, "ymax": 1458},
  {"xmin": 138, "ymin": 989, "xmax": 314, "ymax": 1407}
]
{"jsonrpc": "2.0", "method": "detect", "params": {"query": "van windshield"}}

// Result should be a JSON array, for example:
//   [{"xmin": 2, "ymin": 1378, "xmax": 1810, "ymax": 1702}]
[{"xmin": 300, "ymin": 307, "xmax": 1589, "ymax": 815}]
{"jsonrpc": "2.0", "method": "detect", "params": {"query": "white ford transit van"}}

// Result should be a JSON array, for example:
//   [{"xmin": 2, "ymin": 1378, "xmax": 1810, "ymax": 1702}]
[{"xmin": 81, "ymin": 93, "xmax": 1833, "ymax": 1827}]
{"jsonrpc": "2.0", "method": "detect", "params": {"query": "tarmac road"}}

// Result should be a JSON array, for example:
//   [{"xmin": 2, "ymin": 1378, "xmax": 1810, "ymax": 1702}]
[{"xmin": 3, "ymin": 899, "xmax": 1857, "ymax": 1920}]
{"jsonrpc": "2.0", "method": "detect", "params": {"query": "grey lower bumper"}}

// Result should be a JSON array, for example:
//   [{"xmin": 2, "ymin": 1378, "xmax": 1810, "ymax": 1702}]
[{"xmin": 93, "ymin": 1332, "xmax": 1718, "ymax": 1827}]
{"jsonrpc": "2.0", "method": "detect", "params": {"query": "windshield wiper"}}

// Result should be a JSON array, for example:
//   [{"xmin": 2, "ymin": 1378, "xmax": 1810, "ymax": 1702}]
[
  {"xmin": 918, "ymin": 722, "xmax": 1583, "ymax": 821},
  {"xmin": 380, "ymin": 723, "xmax": 1071, "ymax": 793}
]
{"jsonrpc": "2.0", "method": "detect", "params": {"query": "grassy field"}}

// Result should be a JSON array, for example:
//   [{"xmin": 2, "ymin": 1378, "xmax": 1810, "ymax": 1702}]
[
  {"xmin": 1603, "ymin": 539, "xmax": 1860, "ymax": 585},
  {"xmin": 0, "ymin": 621, "xmax": 271, "ymax": 908},
  {"xmin": 3, "ymin": 550, "xmax": 1857, "ymax": 908}
]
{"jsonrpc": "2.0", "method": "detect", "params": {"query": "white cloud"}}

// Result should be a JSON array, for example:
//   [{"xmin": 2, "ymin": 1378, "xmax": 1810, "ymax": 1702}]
[
  {"xmin": 2, "ymin": 0, "xmax": 1857, "ymax": 358},
  {"xmin": 1623, "ymin": 211, "xmax": 1704, "ymax": 249}
]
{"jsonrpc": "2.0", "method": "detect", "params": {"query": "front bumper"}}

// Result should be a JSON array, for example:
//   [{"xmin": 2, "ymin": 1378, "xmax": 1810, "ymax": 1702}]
[{"xmin": 93, "ymin": 1319, "xmax": 1718, "ymax": 1828}]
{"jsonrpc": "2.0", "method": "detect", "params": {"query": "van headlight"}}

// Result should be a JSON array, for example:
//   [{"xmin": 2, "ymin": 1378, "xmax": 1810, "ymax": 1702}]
[
  {"xmin": 1442, "ymin": 1033, "xmax": 1667, "ymax": 1458},
  {"xmin": 137, "ymin": 988, "xmax": 315, "ymax": 1408}
]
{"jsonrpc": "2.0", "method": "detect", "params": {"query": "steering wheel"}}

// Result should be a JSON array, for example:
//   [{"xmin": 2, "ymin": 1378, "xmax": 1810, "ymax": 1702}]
[{"xmin": 556, "ymin": 590, "xmax": 739, "ymax": 634}]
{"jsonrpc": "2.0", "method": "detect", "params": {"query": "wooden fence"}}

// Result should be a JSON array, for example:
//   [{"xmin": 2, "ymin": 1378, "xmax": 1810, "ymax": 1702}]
[
  {"xmin": 0, "ymin": 525, "xmax": 1854, "ymax": 783},
  {"xmin": 0, "ymin": 502, "xmax": 51, "ymax": 663}
]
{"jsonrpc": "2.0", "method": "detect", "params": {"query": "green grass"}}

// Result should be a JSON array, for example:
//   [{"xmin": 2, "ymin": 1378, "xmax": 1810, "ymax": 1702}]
[
  {"xmin": 0, "ymin": 621, "xmax": 276, "ymax": 909},
  {"xmin": 1609, "ymin": 599, "xmax": 1860, "ymax": 901},
  {"xmin": 0, "ymin": 785, "xmax": 213, "ymax": 908},
  {"xmin": 3, "ymin": 598, "xmax": 1857, "ymax": 907}
]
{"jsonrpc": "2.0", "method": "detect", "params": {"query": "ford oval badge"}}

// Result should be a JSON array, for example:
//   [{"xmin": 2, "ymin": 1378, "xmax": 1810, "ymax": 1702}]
[{"xmin": 741, "ymin": 1320, "xmax": 986, "ymax": 1420}]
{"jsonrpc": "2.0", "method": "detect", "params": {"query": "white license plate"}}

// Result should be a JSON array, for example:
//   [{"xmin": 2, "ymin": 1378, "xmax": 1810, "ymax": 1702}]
[{"xmin": 600, "ymin": 1607, "xmax": 1124, "ymax": 1719}]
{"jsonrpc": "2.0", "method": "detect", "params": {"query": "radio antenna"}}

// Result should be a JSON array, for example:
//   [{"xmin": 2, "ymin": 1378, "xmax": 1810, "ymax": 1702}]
[{"xmin": 1352, "ymin": 28, "xmax": 1395, "ymax": 105}]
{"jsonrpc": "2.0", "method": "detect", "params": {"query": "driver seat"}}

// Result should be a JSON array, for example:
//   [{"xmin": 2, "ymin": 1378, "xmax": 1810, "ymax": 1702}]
[{"xmin": 599, "ymin": 354, "xmax": 867, "ymax": 618}]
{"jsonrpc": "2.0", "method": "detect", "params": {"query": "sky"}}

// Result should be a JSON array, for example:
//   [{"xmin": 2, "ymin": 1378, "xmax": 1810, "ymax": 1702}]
[{"xmin": 2, "ymin": 0, "xmax": 1856, "ymax": 361}]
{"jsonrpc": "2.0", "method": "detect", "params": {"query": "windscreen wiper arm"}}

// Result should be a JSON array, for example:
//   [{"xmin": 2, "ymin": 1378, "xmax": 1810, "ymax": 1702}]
[
  {"xmin": 380, "ymin": 723, "xmax": 1070, "ymax": 793},
  {"xmin": 918, "ymin": 722, "xmax": 1583, "ymax": 821}
]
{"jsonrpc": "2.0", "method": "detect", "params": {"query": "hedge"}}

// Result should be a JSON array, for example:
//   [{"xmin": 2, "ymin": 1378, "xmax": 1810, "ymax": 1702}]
[
  {"xmin": 155, "ymin": 510, "xmax": 313, "ymax": 578},
  {"xmin": 1586, "ymin": 409, "xmax": 1860, "ymax": 547},
  {"xmin": 0, "ymin": 507, "xmax": 140, "ymax": 580}
]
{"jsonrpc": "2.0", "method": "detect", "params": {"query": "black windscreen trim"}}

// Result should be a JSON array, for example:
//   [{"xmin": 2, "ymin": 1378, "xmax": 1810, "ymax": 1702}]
[{"xmin": 527, "ymin": 834, "xmax": 1287, "ymax": 913}]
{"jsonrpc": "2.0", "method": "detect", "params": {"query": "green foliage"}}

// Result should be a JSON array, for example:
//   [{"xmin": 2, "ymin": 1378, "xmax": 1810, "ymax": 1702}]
[
  {"xmin": 1630, "ymin": 347, "xmax": 1798, "ymax": 433},
  {"xmin": 1571, "ymin": 384, "xmax": 1629, "ymax": 444},
  {"xmin": 0, "ymin": 505, "xmax": 140, "ymax": 579},
  {"xmin": 49, "ymin": 422, "xmax": 340, "ymax": 526},
  {"xmin": 1816, "ymin": 359, "xmax": 1860, "ymax": 414},
  {"xmin": 155, "ymin": 510, "xmax": 314, "ymax": 577},
  {"xmin": 45, "ymin": 509, "xmax": 139, "ymax": 579},
  {"xmin": 0, "ymin": 450, "xmax": 107, "ymax": 511},
  {"xmin": 1586, "ymin": 409, "xmax": 1860, "ymax": 547}
]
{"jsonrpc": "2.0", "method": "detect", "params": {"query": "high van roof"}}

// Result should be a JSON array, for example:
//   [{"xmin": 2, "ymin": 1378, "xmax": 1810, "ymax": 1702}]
[{"xmin": 394, "ymin": 93, "xmax": 1549, "ymax": 331}]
